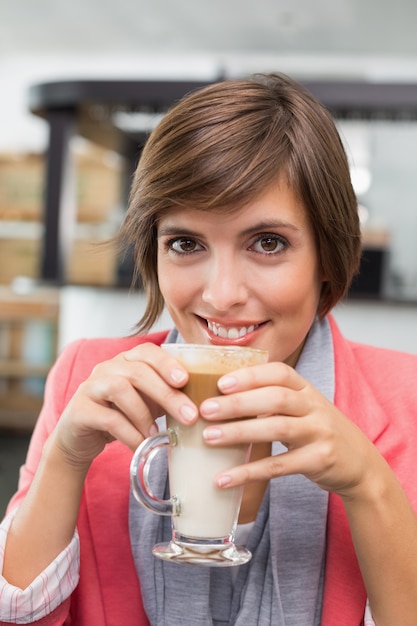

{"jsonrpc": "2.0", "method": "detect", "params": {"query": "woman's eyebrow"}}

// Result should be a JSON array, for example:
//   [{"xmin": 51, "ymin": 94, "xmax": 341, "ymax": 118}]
[
  {"xmin": 157, "ymin": 219, "xmax": 300, "ymax": 239},
  {"xmin": 240, "ymin": 220, "xmax": 300, "ymax": 236},
  {"xmin": 157, "ymin": 225, "xmax": 202, "ymax": 237}
]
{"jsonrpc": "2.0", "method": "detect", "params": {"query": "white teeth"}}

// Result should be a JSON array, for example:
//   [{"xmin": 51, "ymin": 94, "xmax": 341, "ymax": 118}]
[
  {"xmin": 227, "ymin": 328, "xmax": 240, "ymax": 339},
  {"xmin": 207, "ymin": 321, "xmax": 258, "ymax": 339},
  {"xmin": 218, "ymin": 326, "xmax": 229, "ymax": 338}
]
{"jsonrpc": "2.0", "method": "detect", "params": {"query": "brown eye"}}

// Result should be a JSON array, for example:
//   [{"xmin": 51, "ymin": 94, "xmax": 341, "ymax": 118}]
[
  {"xmin": 169, "ymin": 238, "xmax": 203, "ymax": 254},
  {"xmin": 251, "ymin": 234, "xmax": 288, "ymax": 254},
  {"xmin": 260, "ymin": 237, "xmax": 279, "ymax": 252}
]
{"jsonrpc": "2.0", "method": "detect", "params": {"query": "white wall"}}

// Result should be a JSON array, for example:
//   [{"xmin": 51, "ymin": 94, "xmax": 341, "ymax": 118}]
[
  {"xmin": 333, "ymin": 300, "xmax": 417, "ymax": 354},
  {"xmin": 58, "ymin": 286, "xmax": 173, "ymax": 351}
]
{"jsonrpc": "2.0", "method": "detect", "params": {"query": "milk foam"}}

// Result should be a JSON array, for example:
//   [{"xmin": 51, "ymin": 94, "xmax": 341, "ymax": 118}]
[{"xmin": 162, "ymin": 343, "xmax": 268, "ymax": 373}]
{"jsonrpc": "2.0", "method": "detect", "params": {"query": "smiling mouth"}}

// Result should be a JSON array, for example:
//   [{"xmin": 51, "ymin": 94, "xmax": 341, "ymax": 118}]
[{"xmin": 206, "ymin": 320, "xmax": 261, "ymax": 340}]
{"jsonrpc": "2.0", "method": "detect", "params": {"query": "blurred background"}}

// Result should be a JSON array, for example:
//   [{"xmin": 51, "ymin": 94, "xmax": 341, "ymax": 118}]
[{"xmin": 2, "ymin": 0, "xmax": 417, "ymax": 514}]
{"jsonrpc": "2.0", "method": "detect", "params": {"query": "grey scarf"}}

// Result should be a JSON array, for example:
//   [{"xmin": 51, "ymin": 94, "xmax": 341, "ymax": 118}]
[{"xmin": 129, "ymin": 318, "xmax": 334, "ymax": 625}]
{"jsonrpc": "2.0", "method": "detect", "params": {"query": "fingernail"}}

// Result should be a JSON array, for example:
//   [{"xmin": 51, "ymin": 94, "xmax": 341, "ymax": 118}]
[
  {"xmin": 180, "ymin": 404, "xmax": 198, "ymax": 423},
  {"xmin": 200, "ymin": 399, "xmax": 219, "ymax": 416},
  {"xmin": 171, "ymin": 368, "xmax": 187, "ymax": 385},
  {"xmin": 218, "ymin": 375, "xmax": 237, "ymax": 392},
  {"xmin": 217, "ymin": 475, "xmax": 232, "ymax": 488},
  {"xmin": 202, "ymin": 427, "xmax": 222, "ymax": 441}
]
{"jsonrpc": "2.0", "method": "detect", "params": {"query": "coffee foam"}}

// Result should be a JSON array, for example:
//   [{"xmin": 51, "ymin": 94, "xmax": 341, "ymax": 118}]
[{"xmin": 162, "ymin": 344, "xmax": 268, "ymax": 374}]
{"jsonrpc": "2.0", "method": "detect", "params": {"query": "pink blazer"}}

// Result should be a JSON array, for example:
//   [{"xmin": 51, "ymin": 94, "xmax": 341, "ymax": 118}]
[{"xmin": 4, "ymin": 317, "xmax": 417, "ymax": 625}]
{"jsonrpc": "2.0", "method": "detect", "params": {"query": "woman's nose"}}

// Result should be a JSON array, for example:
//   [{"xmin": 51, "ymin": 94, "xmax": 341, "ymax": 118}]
[{"xmin": 201, "ymin": 258, "xmax": 248, "ymax": 311}]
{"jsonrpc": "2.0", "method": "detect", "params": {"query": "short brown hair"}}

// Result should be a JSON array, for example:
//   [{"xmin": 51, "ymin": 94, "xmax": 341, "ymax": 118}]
[{"xmin": 118, "ymin": 73, "xmax": 361, "ymax": 332}]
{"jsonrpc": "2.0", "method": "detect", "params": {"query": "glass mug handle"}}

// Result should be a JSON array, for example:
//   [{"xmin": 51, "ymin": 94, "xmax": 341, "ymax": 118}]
[{"xmin": 130, "ymin": 427, "xmax": 181, "ymax": 516}]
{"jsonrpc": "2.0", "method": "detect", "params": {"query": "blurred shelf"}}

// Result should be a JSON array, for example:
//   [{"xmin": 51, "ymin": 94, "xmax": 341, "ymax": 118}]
[
  {"xmin": 0, "ymin": 286, "xmax": 59, "ymax": 430},
  {"xmin": 0, "ymin": 391, "xmax": 44, "ymax": 431},
  {"xmin": 0, "ymin": 285, "xmax": 59, "ymax": 320},
  {"xmin": 0, "ymin": 360, "xmax": 51, "ymax": 377}
]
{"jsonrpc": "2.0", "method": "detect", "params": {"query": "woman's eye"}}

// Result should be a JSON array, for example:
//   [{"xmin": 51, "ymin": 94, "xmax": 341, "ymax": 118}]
[
  {"xmin": 168, "ymin": 237, "xmax": 203, "ymax": 254},
  {"xmin": 251, "ymin": 234, "xmax": 288, "ymax": 254}
]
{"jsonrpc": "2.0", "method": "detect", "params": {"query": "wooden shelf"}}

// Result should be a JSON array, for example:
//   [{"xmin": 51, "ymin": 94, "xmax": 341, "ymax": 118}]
[
  {"xmin": 0, "ymin": 389, "xmax": 44, "ymax": 430},
  {"xmin": 0, "ymin": 359, "xmax": 51, "ymax": 377},
  {"xmin": 0, "ymin": 286, "xmax": 59, "ymax": 321},
  {"xmin": 0, "ymin": 286, "xmax": 59, "ymax": 430}
]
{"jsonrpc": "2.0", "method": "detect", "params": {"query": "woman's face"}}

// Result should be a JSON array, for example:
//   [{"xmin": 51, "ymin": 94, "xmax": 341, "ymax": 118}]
[{"xmin": 157, "ymin": 181, "xmax": 325, "ymax": 366}]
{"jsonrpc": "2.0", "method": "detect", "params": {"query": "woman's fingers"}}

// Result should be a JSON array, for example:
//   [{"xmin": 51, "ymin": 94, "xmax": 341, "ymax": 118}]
[
  {"xmin": 217, "ymin": 361, "xmax": 306, "ymax": 394},
  {"xmin": 200, "ymin": 386, "xmax": 308, "ymax": 423},
  {"xmin": 197, "ymin": 359, "xmax": 373, "ymax": 495},
  {"xmin": 200, "ymin": 362, "xmax": 310, "ymax": 423},
  {"xmin": 55, "ymin": 343, "xmax": 200, "ymax": 467},
  {"xmin": 122, "ymin": 342, "xmax": 189, "ymax": 388},
  {"xmin": 212, "ymin": 443, "xmax": 339, "ymax": 489},
  {"xmin": 203, "ymin": 398, "xmax": 375, "ymax": 497},
  {"xmin": 202, "ymin": 414, "xmax": 304, "ymax": 445},
  {"xmin": 96, "ymin": 344, "xmax": 199, "ymax": 426}
]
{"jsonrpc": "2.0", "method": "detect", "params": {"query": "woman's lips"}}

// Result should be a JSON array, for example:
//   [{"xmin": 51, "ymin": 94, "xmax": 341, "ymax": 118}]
[{"xmin": 194, "ymin": 317, "xmax": 267, "ymax": 344}]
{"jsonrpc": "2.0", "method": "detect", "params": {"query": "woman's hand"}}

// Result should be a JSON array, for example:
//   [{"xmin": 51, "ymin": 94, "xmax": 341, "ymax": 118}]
[
  {"xmin": 199, "ymin": 361, "xmax": 382, "ymax": 498},
  {"xmin": 53, "ymin": 342, "xmax": 199, "ymax": 470},
  {"xmin": 200, "ymin": 361, "xmax": 417, "ymax": 625},
  {"xmin": 4, "ymin": 343, "xmax": 199, "ymax": 589}
]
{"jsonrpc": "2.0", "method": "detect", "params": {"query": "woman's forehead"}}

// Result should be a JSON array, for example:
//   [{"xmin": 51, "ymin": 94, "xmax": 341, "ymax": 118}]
[{"xmin": 157, "ymin": 182, "xmax": 310, "ymax": 233}]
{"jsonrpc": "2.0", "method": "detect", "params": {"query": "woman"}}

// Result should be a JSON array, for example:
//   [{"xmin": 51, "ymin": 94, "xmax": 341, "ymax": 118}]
[{"xmin": 1, "ymin": 73, "xmax": 417, "ymax": 626}]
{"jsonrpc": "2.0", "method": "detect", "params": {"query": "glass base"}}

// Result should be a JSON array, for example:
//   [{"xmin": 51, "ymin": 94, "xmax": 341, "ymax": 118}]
[{"xmin": 152, "ymin": 540, "xmax": 252, "ymax": 567}]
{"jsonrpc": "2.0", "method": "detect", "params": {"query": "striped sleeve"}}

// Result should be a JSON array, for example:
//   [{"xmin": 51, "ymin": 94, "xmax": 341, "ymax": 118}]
[
  {"xmin": 364, "ymin": 600, "xmax": 375, "ymax": 625},
  {"xmin": 0, "ymin": 511, "xmax": 79, "ymax": 623}
]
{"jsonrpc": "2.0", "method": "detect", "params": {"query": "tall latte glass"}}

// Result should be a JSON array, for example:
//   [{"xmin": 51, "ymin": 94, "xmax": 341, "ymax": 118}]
[{"xmin": 130, "ymin": 343, "xmax": 268, "ymax": 566}]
